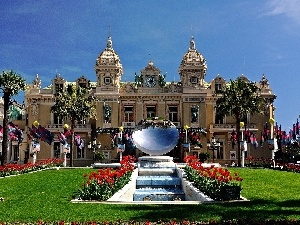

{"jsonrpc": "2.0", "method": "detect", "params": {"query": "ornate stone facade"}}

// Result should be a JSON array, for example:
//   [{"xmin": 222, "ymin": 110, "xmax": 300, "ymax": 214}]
[{"xmin": 17, "ymin": 36, "xmax": 277, "ymax": 166}]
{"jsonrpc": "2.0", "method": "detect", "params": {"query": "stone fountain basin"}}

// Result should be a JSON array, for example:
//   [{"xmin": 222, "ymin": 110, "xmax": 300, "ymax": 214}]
[{"xmin": 107, "ymin": 167, "xmax": 214, "ymax": 203}]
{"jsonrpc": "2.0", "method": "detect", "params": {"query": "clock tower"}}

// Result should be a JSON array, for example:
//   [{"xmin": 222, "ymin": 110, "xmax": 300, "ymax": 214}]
[
  {"xmin": 94, "ymin": 36, "xmax": 123, "ymax": 90},
  {"xmin": 141, "ymin": 60, "xmax": 160, "ymax": 88},
  {"xmin": 178, "ymin": 36, "xmax": 207, "ymax": 89}
]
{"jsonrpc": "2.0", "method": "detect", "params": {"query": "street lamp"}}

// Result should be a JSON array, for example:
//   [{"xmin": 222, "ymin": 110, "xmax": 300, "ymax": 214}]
[
  {"xmin": 207, "ymin": 136, "xmax": 220, "ymax": 163},
  {"xmin": 240, "ymin": 121, "xmax": 247, "ymax": 167},
  {"xmin": 117, "ymin": 126, "xmax": 125, "ymax": 162},
  {"xmin": 269, "ymin": 117, "xmax": 278, "ymax": 168},
  {"xmin": 0, "ymin": 135, "xmax": 2, "ymax": 156},
  {"xmin": 183, "ymin": 125, "xmax": 190, "ymax": 157},
  {"xmin": 88, "ymin": 138, "xmax": 101, "ymax": 160}
]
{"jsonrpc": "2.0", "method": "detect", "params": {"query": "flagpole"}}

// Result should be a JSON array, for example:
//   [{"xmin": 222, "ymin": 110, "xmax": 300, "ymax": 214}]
[
  {"xmin": 240, "ymin": 122, "xmax": 245, "ymax": 168},
  {"xmin": 184, "ymin": 125, "xmax": 189, "ymax": 158},
  {"xmin": 33, "ymin": 151, "xmax": 37, "ymax": 164},
  {"xmin": 63, "ymin": 152, "xmax": 67, "ymax": 167},
  {"xmin": 269, "ymin": 118, "xmax": 276, "ymax": 168},
  {"xmin": 119, "ymin": 126, "xmax": 123, "ymax": 162}
]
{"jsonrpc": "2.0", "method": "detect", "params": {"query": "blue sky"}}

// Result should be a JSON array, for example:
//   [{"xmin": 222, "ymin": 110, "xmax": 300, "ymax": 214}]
[{"xmin": 1, "ymin": 0, "xmax": 300, "ymax": 132}]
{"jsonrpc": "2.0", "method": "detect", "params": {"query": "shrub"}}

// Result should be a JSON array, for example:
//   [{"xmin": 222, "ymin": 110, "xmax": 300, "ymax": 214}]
[
  {"xmin": 76, "ymin": 155, "xmax": 135, "ymax": 201},
  {"xmin": 184, "ymin": 155, "xmax": 243, "ymax": 201}
]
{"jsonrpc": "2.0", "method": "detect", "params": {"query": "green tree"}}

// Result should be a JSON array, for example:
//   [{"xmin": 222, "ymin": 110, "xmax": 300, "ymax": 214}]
[
  {"xmin": 214, "ymin": 77, "xmax": 275, "ymax": 166},
  {"xmin": 285, "ymin": 141, "xmax": 300, "ymax": 163},
  {"xmin": 51, "ymin": 84, "xmax": 96, "ymax": 167},
  {"xmin": 0, "ymin": 70, "xmax": 26, "ymax": 166}
]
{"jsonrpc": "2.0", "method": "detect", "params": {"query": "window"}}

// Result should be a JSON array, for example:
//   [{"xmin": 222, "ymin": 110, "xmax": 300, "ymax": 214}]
[
  {"xmin": 190, "ymin": 76, "xmax": 198, "ymax": 84},
  {"xmin": 168, "ymin": 106, "xmax": 178, "ymax": 122},
  {"xmin": 104, "ymin": 77, "xmax": 111, "ymax": 85},
  {"xmin": 53, "ymin": 113, "xmax": 63, "ymax": 124},
  {"xmin": 146, "ymin": 106, "xmax": 156, "ymax": 118},
  {"xmin": 77, "ymin": 145, "xmax": 85, "ymax": 159},
  {"xmin": 55, "ymin": 83, "xmax": 63, "ymax": 93},
  {"xmin": 77, "ymin": 116, "xmax": 87, "ymax": 125},
  {"xmin": 215, "ymin": 112, "xmax": 224, "ymax": 124},
  {"xmin": 216, "ymin": 141, "xmax": 224, "ymax": 159},
  {"xmin": 103, "ymin": 105, "xmax": 112, "ymax": 123},
  {"xmin": 215, "ymin": 83, "xmax": 222, "ymax": 91},
  {"xmin": 12, "ymin": 145, "xmax": 19, "ymax": 162},
  {"xmin": 124, "ymin": 106, "xmax": 134, "ymax": 122},
  {"xmin": 78, "ymin": 83, "xmax": 87, "ymax": 88},
  {"xmin": 191, "ymin": 106, "xmax": 199, "ymax": 123},
  {"xmin": 53, "ymin": 142, "xmax": 61, "ymax": 158}
]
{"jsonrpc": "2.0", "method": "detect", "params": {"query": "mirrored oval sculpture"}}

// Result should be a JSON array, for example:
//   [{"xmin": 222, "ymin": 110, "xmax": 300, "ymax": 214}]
[{"xmin": 132, "ymin": 119, "xmax": 179, "ymax": 155}]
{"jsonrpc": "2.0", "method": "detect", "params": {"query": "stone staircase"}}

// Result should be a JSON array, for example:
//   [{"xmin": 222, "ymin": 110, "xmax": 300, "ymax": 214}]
[{"xmin": 133, "ymin": 156, "xmax": 185, "ymax": 201}]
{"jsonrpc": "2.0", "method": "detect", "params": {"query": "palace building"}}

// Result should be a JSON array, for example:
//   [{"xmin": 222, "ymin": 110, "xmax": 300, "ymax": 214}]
[{"xmin": 4, "ymin": 36, "xmax": 276, "ymax": 166}]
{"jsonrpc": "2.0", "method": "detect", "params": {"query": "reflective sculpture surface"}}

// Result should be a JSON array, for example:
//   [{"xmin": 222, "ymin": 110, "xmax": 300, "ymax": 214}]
[{"xmin": 132, "ymin": 119, "xmax": 179, "ymax": 155}]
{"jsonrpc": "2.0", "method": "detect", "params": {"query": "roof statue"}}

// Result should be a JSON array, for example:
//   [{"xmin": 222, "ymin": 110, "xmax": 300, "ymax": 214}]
[
  {"xmin": 189, "ymin": 36, "xmax": 196, "ymax": 50},
  {"xmin": 106, "ymin": 36, "xmax": 113, "ymax": 50},
  {"xmin": 32, "ymin": 74, "xmax": 42, "ymax": 88},
  {"xmin": 8, "ymin": 103, "xmax": 25, "ymax": 121}
]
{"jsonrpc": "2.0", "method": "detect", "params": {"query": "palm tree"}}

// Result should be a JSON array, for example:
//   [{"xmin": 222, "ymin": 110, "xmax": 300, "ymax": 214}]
[
  {"xmin": 214, "ymin": 77, "xmax": 275, "ymax": 166},
  {"xmin": 51, "ymin": 84, "xmax": 96, "ymax": 167},
  {"xmin": 0, "ymin": 70, "xmax": 26, "ymax": 165}
]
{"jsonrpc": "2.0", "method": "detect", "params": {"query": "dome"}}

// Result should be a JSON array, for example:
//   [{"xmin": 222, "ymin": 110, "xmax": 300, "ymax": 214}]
[
  {"xmin": 95, "ymin": 36, "xmax": 122, "ymax": 66},
  {"xmin": 178, "ymin": 36, "xmax": 207, "ymax": 73}
]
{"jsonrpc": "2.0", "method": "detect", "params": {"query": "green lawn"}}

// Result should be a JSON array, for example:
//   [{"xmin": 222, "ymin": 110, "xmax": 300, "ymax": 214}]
[{"xmin": 0, "ymin": 167, "xmax": 299, "ymax": 223}]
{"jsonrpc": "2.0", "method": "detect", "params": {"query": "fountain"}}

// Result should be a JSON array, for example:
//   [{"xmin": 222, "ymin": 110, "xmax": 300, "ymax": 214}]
[
  {"xmin": 133, "ymin": 155, "xmax": 185, "ymax": 201},
  {"xmin": 131, "ymin": 119, "xmax": 211, "ymax": 202},
  {"xmin": 106, "ymin": 119, "xmax": 215, "ymax": 203}
]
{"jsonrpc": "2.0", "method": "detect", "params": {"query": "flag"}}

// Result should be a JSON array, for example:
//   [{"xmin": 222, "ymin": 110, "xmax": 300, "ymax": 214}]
[
  {"xmin": 39, "ymin": 127, "xmax": 54, "ymax": 145},
  {"xmin": 231, "ymin": 130, "xmax": 237, "ymax": 149},
  {"xmin": 264, "ymin": 123, "xmax": 270, "ymax": 140},
  {"xmin": 110, "ymin": 133, "xmax": 117, "ymax": 148},
  {"xmin": 282, "ymin": 131, "xmax": 287, "ymax": 145},
  {"xmin": 260, "ymin": 132, "xmax": 264, "ymax": 147},
  {"xmin": 244, "ymin": 129, "xmax": 251, "ymax": 143},
  {"xmin": 28, "ymin": 124, "xmax": 54, "ymax": 145},
  {"xmin": 7, "ymin": 122, "xmax": 24, "ymax": 143},
  {"xmin": 59, "ymin": 132, "xmax": 67, "ymax": 145},
  {"xmin": 32, "ymin": 141, "xmax": 40, "ymax": 153},
  {"xmin": 74, "ymin": 133, "xmax": 84, "ymax": 149},
  {"xmin": 28, "ymin": 125, "xmax": 41, "ymax": 139},
  {"xmin": 249, "ymin": 133, "xmax": 258, "ymax": 148},
  {"xmin": 293, "ymin": 124, "xmax": 296, "ymax": 139},
  {"xmin": 63, "ymin": 143, "xmax": 70, "ymax": 153},
  {"xmin": 59, "ymin": 129, "xmax": 71, "ymax": 145}
]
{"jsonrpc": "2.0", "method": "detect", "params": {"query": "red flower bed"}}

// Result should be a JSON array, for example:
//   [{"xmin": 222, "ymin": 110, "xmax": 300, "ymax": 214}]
[
  {"xmin": 184, "ymin": 155, "xmax": 243, "ymax": 201},
  {"xmin": 76, "ymin": 155, "xmax": 136, "ymax": 201},
  {"xmin": 0, "ymin": 158, "xmax": 64, "ymax": 177}
]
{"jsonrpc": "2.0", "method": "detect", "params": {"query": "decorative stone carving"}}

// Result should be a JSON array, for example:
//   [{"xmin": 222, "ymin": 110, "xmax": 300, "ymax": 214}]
[
  {"xmin": 190, "ymin": 36, "xmax": 196, "ymax": 50},
  {"xmin": 165, "ymin": 82, "xmax": 179, "ymax": 93},
  {"xmin": 237, "ymin": 74, "xmax": 250, "ymax": 83},
  {"xmin": 123, "ymin": 82, "xmax": 134, "ymax": 93},
  {"xmin": 32, "ymin": 74, "xmax": 41, "ymax": 88},
  {"xmin": 211, "ymin": 74, "xmax": 226, "ymax": 91},
  {"xmin": 259, "ymin": 74, "xmax": 270, "ymax": 89},
  {"xmin": 103, "ymin": 104, "xmax": 111, "ymax": 123},
  {"xmin": 178, "ymin": 37, "xmax": 207, "ymax": 87},
  {"xmin": 31, "ymin": 99, "xmax": 39, "ymax": 118},
  {"xmin": 77, "ymin": 75, "xmax": 89, "ymax": 87},
  {"xmin": 95, "ymin": 36, "xmax": 123, "ymax": 88},
  {"xmin": 53, "ymin": 74, "xmax": 65, "ymax": 84},
  {"xmin": 191, "ymin": 105, "xmax": 199, "ymax": 123}
]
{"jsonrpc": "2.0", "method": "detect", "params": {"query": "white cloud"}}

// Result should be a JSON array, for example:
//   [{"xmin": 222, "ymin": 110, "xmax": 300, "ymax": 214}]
[{"xmin": 265, "ymin": 0, "xmax": 300, "ymax": 24}]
